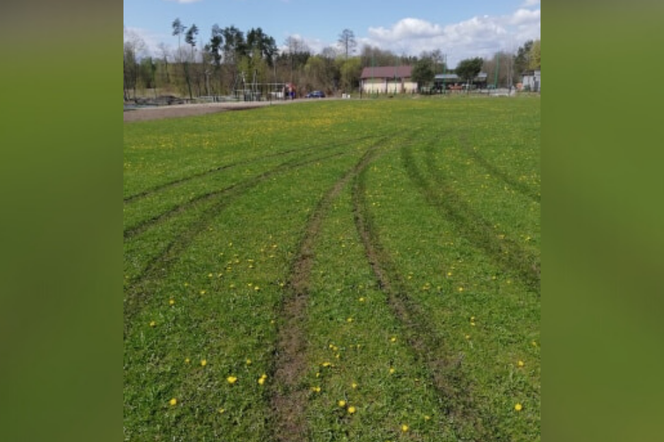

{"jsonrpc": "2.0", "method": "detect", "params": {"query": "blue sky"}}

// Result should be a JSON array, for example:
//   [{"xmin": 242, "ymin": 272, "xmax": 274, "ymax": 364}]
[{"xmin": 124, "ymin": 0, "xmax": 540, "ymax": 68}]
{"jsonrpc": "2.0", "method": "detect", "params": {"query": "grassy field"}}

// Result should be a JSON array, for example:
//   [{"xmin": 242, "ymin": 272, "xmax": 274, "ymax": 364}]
[{"xmin": 124, "ymin": 96, "xmax": 540, "ymax": 442}]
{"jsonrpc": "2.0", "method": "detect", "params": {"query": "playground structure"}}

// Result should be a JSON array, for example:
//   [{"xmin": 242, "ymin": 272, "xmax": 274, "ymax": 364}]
[{"xmin": 232, "ymin": 70, "xmax": 295, "ymax": 102}]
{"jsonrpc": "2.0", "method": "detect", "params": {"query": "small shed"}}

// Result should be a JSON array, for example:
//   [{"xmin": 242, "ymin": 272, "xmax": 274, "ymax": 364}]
[{"xmin": 521, "ymin": 70, "xmax": 541, "ymax": 92}]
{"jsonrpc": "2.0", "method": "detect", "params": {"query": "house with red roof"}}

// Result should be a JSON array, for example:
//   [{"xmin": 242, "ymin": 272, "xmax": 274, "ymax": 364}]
[{"xmin": 360, "ymin": 66, "xmax": 416, "ymax": 94}]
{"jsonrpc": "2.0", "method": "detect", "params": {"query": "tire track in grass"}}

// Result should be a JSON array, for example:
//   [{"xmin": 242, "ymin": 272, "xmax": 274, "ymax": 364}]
[
  {"xmin": 270, "ymin": 142, "xmax": 383, "ymax": 442},
  {"xmin": 352, "ymin": 149, "xmax": 490, "ymax": 440},
  {"xmin": 123, "ymin": 151, "xmax": 346, "ymax": 334},
  {"xmin": 124, "ymin": 146, "xmax": 353, "ymax": 240},
  {"xmin": 124, "ymin": 135, "xmax": 379, "ymax": 204},
  {"xmin": 460, "ymin": 133, "xmax": 541, "ymax": 204},
  {"xmin": 409, "ymin": 142, "xmax": 540, "ymax": 293}
]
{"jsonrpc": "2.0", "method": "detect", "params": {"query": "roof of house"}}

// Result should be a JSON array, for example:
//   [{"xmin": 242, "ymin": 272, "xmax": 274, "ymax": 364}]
[
  {"xmin": 434, "ymin": 72, "xmax": 488, "ymax": 81},
  {"xmin": 361, "ymin": 66, "xmax": 413, "ymax": 79}
]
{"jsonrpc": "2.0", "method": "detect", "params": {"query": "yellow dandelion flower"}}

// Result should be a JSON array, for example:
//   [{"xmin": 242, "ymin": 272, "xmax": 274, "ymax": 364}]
[
  {"xmin": 322, "ymin": 362, "xmax": 332, "ymax": 367},
  {"xmin": 352, "ymin": 382, "xmax": 358, "ymax": 389},
  {"xmin": 465, "ymin": 335, "xmax": 471, "ymax": 339},
  {"xmin": 518, "ymin": 360, "xmax": 525, "ymax": 367},
  {"xmin": 348, "ymin": 406, "xmax": 356, "ymax": 414},
  {"xmin": 208, "ymin": 273, "xmax": 213, "ymax": 278},
  {"xmin": 390, "ymin": 336, "xmax": 397, "ymax": 342},
  {"xmin": 458, "ymin": 287, "xmax": 464, "ymax": 292},
  {"xmin": 246, "ymin": 359, "xmax": 252, "ymax": 365},
  {"xmin": 424, "ymin": 415, "xmax": 431, "ymax": 421},
  {"xmin": 185, "ymin": 358, "xmax": 190, "ymax": 364},
  {"xmin": 200, "ymin": 359, "xmax": 207, "ymax": 367},
  {"xmin": 338, "ymin": 400, "xmax": 346, "ymax": 407},
  {"xmin": 359, "ymin": 297, "xmax": 365, "ymax": 302},
  {"xmin": 389, "ymin": 367, "xmax": 395, "ymax": 374},
  {"xmin": 227, "ymin": 376, "xmax": 238, "ymax": 384},
  {"xmin": 311, "ymin": 386, "xmax": 321, "ymax": 393},
  {"xmin": 258, "ymin": 377, "xmax": 266, "ymax": 385},
  {"xmin": 470, "ymin": 322, "xmax": 476, "ymax": 326},
  {"xmin": 169, "ymin": 299, "xmax": 175, "ymax": 306},
  {"xmin": 149, "ymin": 321, "xmax": 156, "ymax": 327},
  {"xmin": 347, "ymin": 317, "xmax": 353, "ymax": 323},
  {"xmin": 218, "ymin": 408, "xmax": 225, "ymax": 414},
  {"xmin": 200, "ymin": 290, "xmax": 206, "ymax": 295},
  {"xmin": 169, "ymin": 398, "xmax": 177, "ymax": 406},
  {"xmin": 401, "ymin": 424, "xmax": 409, "ymax": 432},
  {"xmin": 515, "ymin": 403, "xmax": 523, "ymax": 411}
]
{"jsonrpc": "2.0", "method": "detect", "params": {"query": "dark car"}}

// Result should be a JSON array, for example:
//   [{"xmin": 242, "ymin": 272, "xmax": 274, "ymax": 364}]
[{"xmin": 306, "ymin": 90, "xmax": 325, "ymax": 98}]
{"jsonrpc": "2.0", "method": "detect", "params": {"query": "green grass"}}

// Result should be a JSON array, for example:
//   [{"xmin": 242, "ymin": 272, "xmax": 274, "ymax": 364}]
[{"xmin": 124, "ymin": 96, "xmax": 540, "ymax": 441}]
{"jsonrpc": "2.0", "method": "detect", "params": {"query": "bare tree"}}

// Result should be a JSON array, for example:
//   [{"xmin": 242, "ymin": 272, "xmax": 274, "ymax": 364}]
[
  {"xmin": 338, "ymin": 29, "xmax": 357, "ymax": 59},
  {"xmin": 283, "ymin": 36, "xmax": 310, "ymax": 82},
  {"xmin": 123, "ymin": 27, "xmax": 147, "ymax": 100},
  {"xmin": 157, "ymin": 42, "xmax": 171, "ymax": 85}
]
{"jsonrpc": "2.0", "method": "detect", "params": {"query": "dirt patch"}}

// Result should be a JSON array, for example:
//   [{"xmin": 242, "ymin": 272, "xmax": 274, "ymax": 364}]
[
  {"xmin": 123, "ymin": 98, "xmax": 335, "ymax": 122},
  {"xmin": 124, "ymin": 101, "xmax": 280, "ymax": 122}
]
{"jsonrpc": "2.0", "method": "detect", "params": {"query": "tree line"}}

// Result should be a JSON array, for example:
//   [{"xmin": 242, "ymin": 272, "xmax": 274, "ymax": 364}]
[{"xmin": 123, "ymin": 20, "xmax": 541, "ymax": 101}]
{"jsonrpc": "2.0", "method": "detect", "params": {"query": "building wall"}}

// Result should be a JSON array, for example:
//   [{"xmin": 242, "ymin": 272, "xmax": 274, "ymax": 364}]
[
  {"xmin": 361, "ymin": 78, "xmax": 417, "ymax": 93},
  {"xmin": 522, "ymin": 70, "xmax": 541, "ymax": 92}
]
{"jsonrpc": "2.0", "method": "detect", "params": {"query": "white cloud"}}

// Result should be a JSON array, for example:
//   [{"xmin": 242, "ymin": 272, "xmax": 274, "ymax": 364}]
[
  {"xmin": 510, "ymin": 8, "xmax": 541, "ymax": 26},
  {"xmin": 361, "ymin": 8, "xmax": 540, "ymax": 67},
  {"xmin": 124, "ymin": 27, "xmax": 173, "ymax": 58},
  {"xmin": 522, "ymin": 0, "xmax": 540, "ymax": 6}
]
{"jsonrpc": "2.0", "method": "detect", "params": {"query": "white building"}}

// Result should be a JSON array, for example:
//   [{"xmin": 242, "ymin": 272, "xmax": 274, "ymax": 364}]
[
  {"xmin": 360, "ymin": 66, "xmax": 417, "ymax": 94},
  {"xmin": 521, "ymin": 70, "xmax": 541, "ymax": 92}
]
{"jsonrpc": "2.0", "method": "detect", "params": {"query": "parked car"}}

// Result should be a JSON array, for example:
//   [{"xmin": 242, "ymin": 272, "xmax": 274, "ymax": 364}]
[{"xmin": 306, "ymin": 90, "xmax": 325, "ymax": 98}]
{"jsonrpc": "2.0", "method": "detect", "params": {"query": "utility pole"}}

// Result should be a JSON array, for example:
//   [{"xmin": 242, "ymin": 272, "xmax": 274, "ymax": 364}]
[
  {"xmin": 442, "ymin": 54, "xmax": 447, "ymax": 94},
  {"xmin": 371, "ymin": 50, "xmax": 375, "ymax": 97},
  {"xmin": 494, "ymin": 52, "xmax": 500, "ymax": 92}
]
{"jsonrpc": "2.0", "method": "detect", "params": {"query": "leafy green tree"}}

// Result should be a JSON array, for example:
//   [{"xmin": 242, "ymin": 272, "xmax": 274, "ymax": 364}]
[
  {"xmin": 181, "ymin": 24, "xmax": 199, "ymax": 99},
  {"xmin": 139, "ymin": 57, "xmax": 157, "ymax": 94},
  {"xmin": 303, "ymin": 55, "xmax": 329, "ymax": 92},
  {"xmin": 205, "ymin": 25, "xmax": 224, "ymax": 95},
  {"xmin": 483, "ymin": 51, "xmax": 515, "ymax": 88},
  {"xmin": 529, "ymin": 39, "xmax": 541, "ymax": 70},
  {"xmin": 338, "ymin": 57, "xmax": 361, "ymax": 93},
  {"xmin": 247, "ymin": 27, "xmax": 277, "ymax": 66},
  {"xmin": 411, "ymin": 57, "xmax": 435, "ymax": 91},
  {"xmin": 455, "ymin": 57, "xmax": 483, "ymax": 91},
  {"xmin": 514, "ymin": 40, "xmax": 534, "ymax": 75}
]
